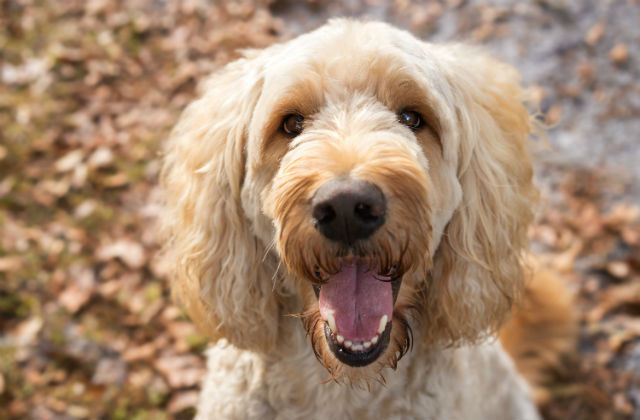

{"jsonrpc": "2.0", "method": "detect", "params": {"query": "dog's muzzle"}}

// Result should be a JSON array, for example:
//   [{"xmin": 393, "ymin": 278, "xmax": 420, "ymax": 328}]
[{"xmin": 309, "ymin": 178, "xmax": 400, "ymax": 367}]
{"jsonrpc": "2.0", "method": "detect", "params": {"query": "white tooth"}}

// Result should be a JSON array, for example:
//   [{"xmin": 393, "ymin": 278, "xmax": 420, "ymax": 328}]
[
  {"xmin": 336, "ymin": 335, "xmax": 344, "ymax": 344},
  {"xmin": 371, "ymin": 335, "xmax": 379, "ymax": 344},
  {"xmin": 353, "ymin": 344, "xmax": 364, "ymax": 351},
  {"xmin": 378, "ymin": 315, "xmax": 388, "ymax": 334},
  {"xmin": 363, "ymin": 341, "xmax": 371, "ymax": 349},
  {"xmin": 344, "ymin": 340, "xmax": 353, "ymax": 348},
  {"xmin": 327, "ymin": 313, "xmax": 337, "ymax": 334}
]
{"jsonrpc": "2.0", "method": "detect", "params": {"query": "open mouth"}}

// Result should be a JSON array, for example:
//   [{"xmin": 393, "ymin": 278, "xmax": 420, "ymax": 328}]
[{"xmin": 313, "ymin": 259, "xmax": 402, "ymax": 367}]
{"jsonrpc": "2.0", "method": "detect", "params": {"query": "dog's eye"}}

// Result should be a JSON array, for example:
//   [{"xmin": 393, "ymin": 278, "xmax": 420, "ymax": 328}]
[
  {"xmin": 282, "ymin": 114, "xmax": 305, "ymax": 136},
  {"xmin": 398, "ymin": 110, "xmax": 423, "ymax": 130}
]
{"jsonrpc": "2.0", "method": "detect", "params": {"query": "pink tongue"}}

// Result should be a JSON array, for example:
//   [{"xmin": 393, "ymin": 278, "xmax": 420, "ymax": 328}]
[{"xmin": 318, "ymin": 261, "xmax": 393, "ymax": 342}]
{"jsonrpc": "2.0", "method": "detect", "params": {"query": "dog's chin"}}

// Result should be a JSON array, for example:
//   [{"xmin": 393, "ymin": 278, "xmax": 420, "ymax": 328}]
[{"xmin": 310, "ymin": 258, "xmax": 403, "ymax": 368}]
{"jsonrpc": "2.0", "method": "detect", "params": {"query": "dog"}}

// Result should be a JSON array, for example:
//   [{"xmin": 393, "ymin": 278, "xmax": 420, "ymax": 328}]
[{"xmin": 161, "ymin": 19, "xmax": 574, "ymax": 419}]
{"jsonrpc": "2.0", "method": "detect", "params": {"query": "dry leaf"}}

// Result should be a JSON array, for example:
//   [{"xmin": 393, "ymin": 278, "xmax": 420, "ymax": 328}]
[
  {"xmin": 9, "ymin": 317, "xmax": 43, "ymax": 347},
  {"xmin": 167, "ymin": 390, "xmax": 199, "ymax": 414},
  {"xmin": 122, "ymin": 342, "xmax": 158, "ymax": 362},
  {"xmin": 59, "ymin": 265, "xmax": 96, "ymax": 314},
  {"xmin": 0, "ymin": 255, "xmax": 23, "ymax": 272},
  {"xmin": 588, "ymin": 281, "xmax": 640, "ymax": 321},
  {"xmin": 585, "ymin": 22, "xmax": 605, "ymax": 46},
  {"xmin": 96, "ymin": 239, "xmax": 146, "ymax": 269},
  {"xmin": 102, "ymin": 173, "xmax": 129, "ymax": 188},
  {"xmin": 154, "ymin": 354, "xmax": 205, "ymax": 388},
  {"xmin": 92, "ymin": 358, "xmax": 127, "ymax": 386},
  {"xmin": 606, "ymin": 261, "xmax": 630, "ymax": 279},
  {"xmin": 88, "ymin": 147, "xmax": 114, "ymax": 169},
  {"xmin": 609, "ymin": 44, "xmax": 628, "ymax": 65},
  {"xmin": 55, "ymin": 149, "xmax": 84, "ymax": 172}
]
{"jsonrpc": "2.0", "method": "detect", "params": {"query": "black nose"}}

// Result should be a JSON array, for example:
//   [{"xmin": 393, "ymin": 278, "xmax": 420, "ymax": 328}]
[{"xmin": 311, "ymin": 179, "xmax": 386, "ymax": 245}]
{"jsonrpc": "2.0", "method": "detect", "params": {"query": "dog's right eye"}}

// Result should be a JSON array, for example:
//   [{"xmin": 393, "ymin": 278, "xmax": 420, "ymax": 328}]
[
  {"xmin": 282, "ymin": 114, "xmax": 305, "ymax": 136},
  {"xmin": 398, "ymin": 110, "xmax": 423, "ymax": 131}
]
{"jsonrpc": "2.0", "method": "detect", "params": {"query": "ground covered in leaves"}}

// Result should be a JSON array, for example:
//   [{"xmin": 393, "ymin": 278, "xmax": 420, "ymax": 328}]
[{"xmin": 1, "ymin": 1, "xmax": 638, "ymax": 419}]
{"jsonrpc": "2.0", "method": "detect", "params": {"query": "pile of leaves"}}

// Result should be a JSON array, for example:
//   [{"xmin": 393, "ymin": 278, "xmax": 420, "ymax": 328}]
[
  {"xmin": 530, "ymin": 168, "xmax": 640, "ymax": 419},
  {"xmin": 1, "ymin": 1, "xmax": 638, "ymax": 419},
  {"xmin": 1, "ymin": 1, "xmax": 281, "ymax": 418}
]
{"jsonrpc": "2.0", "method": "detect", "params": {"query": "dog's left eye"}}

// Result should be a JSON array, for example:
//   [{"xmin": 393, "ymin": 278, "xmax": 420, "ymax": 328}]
[
  {"xmin": 282, "ymin": 114, "xmax": 305, "ymax": 136},
  {"xmin": 398, "ymin": 110, "xmax": 423, "ymax": 130}
]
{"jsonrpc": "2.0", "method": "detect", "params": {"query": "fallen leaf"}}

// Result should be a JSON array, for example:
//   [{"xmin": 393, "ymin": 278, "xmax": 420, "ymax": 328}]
[
  {"xmin": 606, "ymin": 261, "xmax": 630, "ymax": 279},
  {"xmin": 167, "ymin": 390, "xmax": 199, "ymax": 414},
  {"xmin": 585, "ymin": 22, "xmax": 605, "ymax": 46},
  {"xmin": 96, "ymin": 239, "xmax": 146, "ymax": 269},
  {"xmin": 588, "ymin": 281, "xmax": 640, "ymax": 321},
  {"xmin": 59, "ymin": 265, "xmax": 96, "ymax": 313},
  {"xmin": 92, "ymin": 358, "xmax": 127, "ymax": 386},
  {"xmin": 154, "ymin": 354, "xmax": 205, "ymax": 388},
  {"xmin": 101, "ymin": 173, "xmax": 129, "ymax": 188},
  {"xmin": 122, "ymin": 342, "xmax": 157, "ymax": 362},
  {"xmin": 88, "ymin": 147, "xmax": 114, "ymax": 169},
  {"xmin": 55, "ymin": 149, "xmax": 84, "ymax": 172},
  {"xmin": 9, "ymin": 317, "xmax": 43, "ymax": 347},
  {"xmin": 0, "ymin": 255, "xmax": 23, "ymax": 272},
  {"xmin": 608, "ymin": 44, "xmax": 628, "ymax": 65}
]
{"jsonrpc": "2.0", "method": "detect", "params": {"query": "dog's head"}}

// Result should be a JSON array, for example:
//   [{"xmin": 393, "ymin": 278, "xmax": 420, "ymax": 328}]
[{"xmin": 162, "ymin": 19, "xmax": 538, "ymax": 383}]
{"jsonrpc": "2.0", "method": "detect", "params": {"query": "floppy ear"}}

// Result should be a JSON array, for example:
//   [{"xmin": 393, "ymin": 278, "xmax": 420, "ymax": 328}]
[
  {"xmin": 424, "ymin": 45, "xmax": 539, "ymax": 345},
  {"xmin": 161, "ymin": 55, "xmax": 280, "ymax": 351}
]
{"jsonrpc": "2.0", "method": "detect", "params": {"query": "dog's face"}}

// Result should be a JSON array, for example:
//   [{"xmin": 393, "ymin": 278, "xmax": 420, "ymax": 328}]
[
  {"xmin": 243, "ymin": 27, "xmax": 463, "ymax": 377},
  {"xmin": 162, "ymin": 20, "xmax": 538, "ymax": 384}
]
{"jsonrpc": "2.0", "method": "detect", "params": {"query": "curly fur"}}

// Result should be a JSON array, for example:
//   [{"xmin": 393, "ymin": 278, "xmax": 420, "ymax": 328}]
[{"xmin": 161, "ymin": 19, "xmax": 560, "ymax": 419}]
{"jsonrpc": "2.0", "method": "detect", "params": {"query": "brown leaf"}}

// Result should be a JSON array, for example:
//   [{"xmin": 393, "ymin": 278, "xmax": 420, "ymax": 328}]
[
  {"xmin": 154, "ymin": 354, "xmax": 205, "ymax": 388},
  {"xmin": 604, "ymin": 204, "xmax": 639, "ymax": 226},
  {"xmin": 585, "ymin": 22, "xmax": 605, "ymax": 46},
  {"xmin": 0, "ymin": 255, "xmax": 23, "ymax": 272},
  {"xmin": 608, "ymin": 44, "xmax": 628, "ymax": 65},
  {"xmin": 101, "ymin": 173, "xmax": 129, "ymax": 188},
  {"xmin": 621, "ymin": 226, "xmax": 640, "ymax": 245},
  {"xmin": 167, "ymin": 390, "xmax": 200, "ymax": 414},
  {"xmin": 59, "ymin": 265, "xmax": 96, "ymax": 314},
  {"xmin": 96, "ymin": 239, "xmax": 146, "ymax": 269},
  {"xmin": 8, "ymin": 317, "xmax": 43, "ymax": 346},
  {"xmin": 588, "ymin": 281, "xmax": 640, "ymax": 321},
  {"xmin": 92, "ymin": 358, "xmax": 127, "ymax": 386},
  {"xmin": 122, "ymin": 342, "xmax": 157, "ymax": 362},
  {"xmin": 87, "ymin": 147, "xmax": 114, "ymax": 169},
  {"xmin": 606, "ymin": 261, "xmax": 630, "ymax": 279},
  {"xmin": 613, "ymin": 392, "xmax": 633, "ymax": 416},
  {"xmin": 33, "ymin": 179, "xmax": 70, "ymax": 205},
  {"xmin": 55, "ymin": 149, "xmax": 84, "ymax": 172},
  {"xmin": 545, "ymin": 103, "xmax": 562, "ymax": 125}
]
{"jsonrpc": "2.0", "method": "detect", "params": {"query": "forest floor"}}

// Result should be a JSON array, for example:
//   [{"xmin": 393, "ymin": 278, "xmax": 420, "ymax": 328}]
[{"xmin": 1, "ymin": 1, "xmax": 639, "ymax": 419}]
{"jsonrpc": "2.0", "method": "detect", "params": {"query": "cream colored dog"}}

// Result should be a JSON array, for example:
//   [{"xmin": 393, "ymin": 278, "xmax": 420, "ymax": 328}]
[{"xmin": 162, "ymin": 19, "xmax": 573, "ymax": 419}]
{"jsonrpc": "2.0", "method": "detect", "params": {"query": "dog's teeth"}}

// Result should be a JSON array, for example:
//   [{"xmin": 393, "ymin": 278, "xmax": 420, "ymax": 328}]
[
  {"xmin": 363, "ymin": 341, "xmax": 371, "ymax": 349},
  {"xmin": 327, "ymin": 313, "xmax": 337, "ymax": 334},
  {"xmin": 378, "ymin": 315, "xmax": 388, "ymax": 334},
  {"xmin": 344, "ymin": 340, "xmax": 353, "ymax": 348},
  {"xmin": 336, "ymin": 334, "xmax": 344, "ymax": 344},
  {"xmin": 371, "ymin": 335, "xmax": 379, "ymax": 345},
  {"xmin": 352, "ymin": 344, "xmax": 364, "ymax": 352}
]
